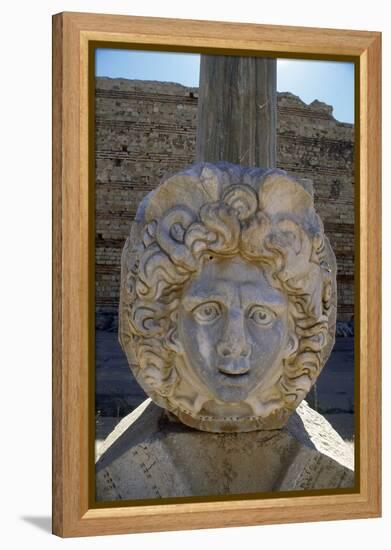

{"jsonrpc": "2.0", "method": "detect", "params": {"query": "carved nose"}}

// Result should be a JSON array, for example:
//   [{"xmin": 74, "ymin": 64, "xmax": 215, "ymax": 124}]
[{"xmin": 217, "ymin": 341, "xmax": 251, "ymax": 359}]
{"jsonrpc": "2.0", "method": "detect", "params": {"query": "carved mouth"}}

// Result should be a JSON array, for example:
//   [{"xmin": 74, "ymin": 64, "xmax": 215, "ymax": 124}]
[
  {"xmin": 217, "ymin": 368, "xmax": 250, "ymax": 384},
  {"xmin": 218, "ymin": 369, "xmax": 249, "ymax": 376},
  {"xmin": 218, "ymin": 361, "xmax": 250, "ymax": 377}
]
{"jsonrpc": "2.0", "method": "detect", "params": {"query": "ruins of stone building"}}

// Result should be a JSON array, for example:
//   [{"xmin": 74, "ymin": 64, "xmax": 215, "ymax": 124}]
[{"xmin": 95, "ymin": 77, "xmax": 354, "ymax": 328}]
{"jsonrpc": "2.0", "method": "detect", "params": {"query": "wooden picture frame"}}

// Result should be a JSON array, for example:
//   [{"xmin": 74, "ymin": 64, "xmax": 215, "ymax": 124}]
[{"xmin": 52, "ymin": 11, "xmax": 381, "ymax": 537}]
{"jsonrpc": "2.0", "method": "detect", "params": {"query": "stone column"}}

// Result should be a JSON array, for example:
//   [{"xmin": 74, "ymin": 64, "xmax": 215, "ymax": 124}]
[{"xmin": 196, "ymin": 55, "xmax": 277, "ymax": 168}]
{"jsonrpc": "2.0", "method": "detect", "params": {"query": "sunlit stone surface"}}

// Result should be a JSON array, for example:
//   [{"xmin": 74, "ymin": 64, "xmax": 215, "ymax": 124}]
[{"xmin": 96, "ymin": 163, "xmax": 354, "ymax": 499}]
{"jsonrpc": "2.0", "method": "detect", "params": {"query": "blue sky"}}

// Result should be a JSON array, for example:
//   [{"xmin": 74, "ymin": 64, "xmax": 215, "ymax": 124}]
[{"xmin": 96, "ymin": 49, "xmax": 354, "ymax": 123}]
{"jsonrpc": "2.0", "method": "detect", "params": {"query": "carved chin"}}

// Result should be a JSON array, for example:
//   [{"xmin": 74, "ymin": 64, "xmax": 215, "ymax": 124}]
[
  {"xmin": 169, "ymin": 353, "xmax": 283, "ymax": 414},
  {"xmin": 211, "ymin": 380, "xmax": 252, "ymax": 403}
]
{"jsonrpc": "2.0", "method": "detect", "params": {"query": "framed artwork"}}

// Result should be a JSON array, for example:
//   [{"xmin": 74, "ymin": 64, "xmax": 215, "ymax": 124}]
[{"xmin": 52, "ymin": 11, "xmax": 381, "ymax": 537}]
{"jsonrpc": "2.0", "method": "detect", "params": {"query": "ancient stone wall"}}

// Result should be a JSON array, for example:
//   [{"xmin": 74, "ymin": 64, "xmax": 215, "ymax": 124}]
[
  {"xmin": 276, "ymin": 93, "xmax": 355, "ymax": 321},
  {"xmin": 95, "ymin": 77, "xmax": 354, "ymax": 327}
]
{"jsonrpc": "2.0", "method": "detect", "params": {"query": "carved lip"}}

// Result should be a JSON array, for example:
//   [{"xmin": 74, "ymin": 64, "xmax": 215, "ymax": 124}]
[
  {"xmin": 218, "ymin": 361, "xmax": 250, "ymax": 377},
  {"xmin": 217, "ymin": 369, "xmax": 250, "ymax": 384}
]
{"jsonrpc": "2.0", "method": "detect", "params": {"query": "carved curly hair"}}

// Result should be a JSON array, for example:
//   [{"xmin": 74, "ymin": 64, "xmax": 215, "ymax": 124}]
[{"xmin": 119, "ymin": 162, "xmax": 336, "ymax": 431}]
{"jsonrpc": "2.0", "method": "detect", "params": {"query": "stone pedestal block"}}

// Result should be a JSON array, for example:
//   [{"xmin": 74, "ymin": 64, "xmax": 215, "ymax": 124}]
[{"xmin": 96, "ymin": 399, "xmax": 354, "ymax": 501}]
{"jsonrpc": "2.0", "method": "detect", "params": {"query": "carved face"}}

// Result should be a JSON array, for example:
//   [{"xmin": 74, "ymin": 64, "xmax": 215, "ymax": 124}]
[
  {"xmin": 179, "ymin": 256, "xmax": 289, "ymax": 403},
  {"xmin": 119, "ymin": 163, "xmax": 337, "ymax": 432}
]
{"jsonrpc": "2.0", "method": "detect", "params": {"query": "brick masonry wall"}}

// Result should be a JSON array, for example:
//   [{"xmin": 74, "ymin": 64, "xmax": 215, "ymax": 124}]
[{"xmin": 95, "ymin": 77, "xmax": 354, "ymax": 326}]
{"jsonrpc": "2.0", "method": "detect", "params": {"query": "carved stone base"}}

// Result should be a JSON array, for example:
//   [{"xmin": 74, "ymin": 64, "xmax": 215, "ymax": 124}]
[{"xmin": 96, "ymin": 399, "xmax": 354, "ymax": 501}]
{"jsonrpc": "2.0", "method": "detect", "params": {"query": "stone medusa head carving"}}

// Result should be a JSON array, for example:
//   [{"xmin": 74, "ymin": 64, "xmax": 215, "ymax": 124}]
[{"xmin": 119, "ymin": 162, "xmax": 337, "ymax": 432}]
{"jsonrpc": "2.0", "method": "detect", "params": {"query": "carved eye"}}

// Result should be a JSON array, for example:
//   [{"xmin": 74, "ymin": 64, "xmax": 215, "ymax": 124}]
[
  {"xmin": 247, "ymin": 305, "xmax": 275, "ymax": 326},
  {"xmin": 192, "ymin": 302, "xmax": 221, "ymax": 324}
]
